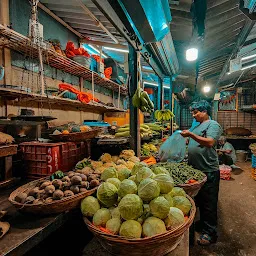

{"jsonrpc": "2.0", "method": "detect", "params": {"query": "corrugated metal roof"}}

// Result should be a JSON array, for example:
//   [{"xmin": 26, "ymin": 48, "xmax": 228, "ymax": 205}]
[
  {"xmin": 170, "ymin": 0, "xmax": 251, "ymax": 84},
  {"xmin": 39, "ymin": 0, "xmax": 127, "ymax": 44}
]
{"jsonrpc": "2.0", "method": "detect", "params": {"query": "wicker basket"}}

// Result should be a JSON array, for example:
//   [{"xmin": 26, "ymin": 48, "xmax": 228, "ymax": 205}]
[
  {"xmin": 83, "ymin": 196, "xmax": 196, "ymax": 256},
  {"xmin": 49, "ymin": 128, "xmax": 102, "ymax": 142},
  {"xmin": 178, "ymin": 175, "xmax": 207, "ymax": 198},
  {"xmin": 8, "ymin": 177, "xmax": 97, "ymax": 215}
]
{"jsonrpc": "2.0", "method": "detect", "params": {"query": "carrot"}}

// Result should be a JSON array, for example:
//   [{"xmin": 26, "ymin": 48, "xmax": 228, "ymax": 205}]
[{"xmin": 143, "ymin": 156, "xmax": 156, "ymax": 165}]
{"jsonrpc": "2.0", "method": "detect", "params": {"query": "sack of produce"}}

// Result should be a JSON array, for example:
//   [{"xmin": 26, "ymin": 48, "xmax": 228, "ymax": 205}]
[{"xmin": 225, "ymin": 127, "xmax": 251, "ymax": 136}]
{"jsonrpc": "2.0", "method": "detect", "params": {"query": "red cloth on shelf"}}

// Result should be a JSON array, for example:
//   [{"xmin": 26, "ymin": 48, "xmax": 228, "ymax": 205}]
[
  {"xmin": 59, "ymin": 83, "xmax": 99, "ymax": 103},
  {"xmin": 65, "ymin": 41, "xmax": 90, "ymax": 58},
  {"xmin": 104, "ymin": 67, "xmax": 112, "ymax": 79}
]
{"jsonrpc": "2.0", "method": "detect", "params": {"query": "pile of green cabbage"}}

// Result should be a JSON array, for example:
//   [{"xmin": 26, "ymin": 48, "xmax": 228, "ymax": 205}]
[{"xmin": 80, "ymin": 164, "xmax": 192, "ymax": 239}]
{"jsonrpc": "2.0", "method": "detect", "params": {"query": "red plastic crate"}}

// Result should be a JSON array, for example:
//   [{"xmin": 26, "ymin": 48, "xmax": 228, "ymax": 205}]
[
  {"xmin": 21, "ymin": 141, "xmax": 89, "ymax": 178},
  {"xmin": 21, "ymin": 142, "xmax": 65, "ymax": 178}
]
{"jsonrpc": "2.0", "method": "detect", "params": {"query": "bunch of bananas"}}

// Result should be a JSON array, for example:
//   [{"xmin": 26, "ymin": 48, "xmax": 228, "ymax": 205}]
[
  {"xmin": 154, "ymin": 109, "xmax": 175, "ymax": 121},
  {"xmin": 132, "ymin": 88, "xmax": 154, "ymax": 113}
]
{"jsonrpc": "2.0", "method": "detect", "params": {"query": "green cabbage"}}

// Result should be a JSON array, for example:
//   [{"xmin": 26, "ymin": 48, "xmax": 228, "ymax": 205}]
[
  {"xmin": 106, "ymin": 218, "xmax": 121, "ymax": 234},
  {"xmin": 164, "ymin": 207, "xmax": 185, "ymax": 230},
  {"xmin": 173, "ymin": 196, "xmax": 192, "ymax": 215},
  {"xmin": 109, "ymin": 207, "xmax": 121, "ymax": 219},
  {"xmin": 118, "ymin": 194, "xmax": 143, "ymax": 220},
  {"xmin": 169, "ymin": 187, "xmax": 186, "ymax": 197},
  {"xmin": 142, "ymin": 217, "xmax": 166, "ymax": 237},
  {"xmin": 97, "ymin": 182, "xmax": 118, "ymax": 207},
  {"xmin": 118, "ymin": 168, "xmax": 131, "ymax": 181},
  {"xmin": 101, "ymin": 167, "xmax": 118, "ymax": 181},
  {"xmin": 151, "ymin": 166, "xmax": 170, "ymax": 176},
  {"xmin": 131, "ymin": 162, "xmax": 148, "ymax": 175},
  {"xmin": 119, "ymin": 220, "xmax": 142, "ymax": 238},
  {"xmin": 163, "ymin": 193, "xmax": 174, "ymax": 207},
  {"xmin": 149, "ymin": 196, "xmax": 170, "ymax": 219},
  {"xmin": 81, "ymin": 196, "xmax": 100, "ymax": 217},
  {"xmin": 93, "ymin": 208, "xmax": 111, "ymax": 227},
  {"xmin": 136, "ymin": 167, "xmax": 154, "ymax": 183},
  {"xmin": 128, "ymin": 175, "xmax": 137, "ymax": 183},
  {"xmin": 118, "ymin": 179, "xmax": 137, "ymax": 198},
  {"xmin": 106, "ymin": 178, "xmax": 121, "ymax": 189},
  {"xmin": 138, "ymin": 178, "xmax": 160, "ymax": 202},
  {"xmin": 153, "ymin": 174, "xmax": 174, "ymax": 194}
]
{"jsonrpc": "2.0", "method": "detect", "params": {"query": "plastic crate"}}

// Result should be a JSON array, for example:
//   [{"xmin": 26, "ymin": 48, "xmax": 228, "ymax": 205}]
[
  {"xmin": 20, "ymin": 142, "xmax": 89, "ymax": 178},
  {"xmin": 60, "ymin": 142, "xmax": 88, "ymax": 172},
  {"xmin": 20, "ymin": 142, "xmax": 65, "ymax": 178},
  {"xmin": 252, "ymin": 154, "xmax": 256, "ymax": 168}
]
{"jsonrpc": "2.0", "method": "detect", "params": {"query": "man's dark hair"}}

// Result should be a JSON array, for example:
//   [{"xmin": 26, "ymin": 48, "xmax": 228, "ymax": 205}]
[{"xmin": 190, "ymin": 100, "xmax": 211, "ymax": 116}]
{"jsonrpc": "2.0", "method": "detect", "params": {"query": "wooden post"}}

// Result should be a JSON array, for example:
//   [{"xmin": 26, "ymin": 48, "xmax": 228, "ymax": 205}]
[
  {"xmin": 92, "ymin": 72, "xmax": 95, "ymax": 103},
  {"xmin": 128, "ymin": 44, "xmax": 140, "ymax": 156},
  {"xmin": 158, "ymin": 77, "xmax": 164, "ymax": 110}
]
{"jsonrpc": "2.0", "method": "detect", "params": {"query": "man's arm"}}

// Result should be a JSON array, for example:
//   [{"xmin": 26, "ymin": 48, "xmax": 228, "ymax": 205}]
[{"xmin": 181, "ymin": 130, "xmax": 215, "ymax": 148}]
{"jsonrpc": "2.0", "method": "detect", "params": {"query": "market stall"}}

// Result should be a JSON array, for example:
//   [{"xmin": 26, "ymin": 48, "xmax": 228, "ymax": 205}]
[{"xmin": 1, "ymin": 0, "xmax": 256, "ymax": 255}]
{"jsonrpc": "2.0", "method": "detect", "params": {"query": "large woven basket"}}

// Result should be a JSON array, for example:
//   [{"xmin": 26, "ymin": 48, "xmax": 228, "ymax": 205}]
[
  {"xmin": 49, "ymin": 128, "xmax": 102, "ymax": 142},
  {"xmin": 84, "ymin": 196, "xmax": 196, "ymax": 256},
  {"xmin": 178, "ymin": 175, "xmax": 207, "ymax": 197},
  {"xmin": 8, "ymin": 177, "xmax": 97, "ymax": 215}
]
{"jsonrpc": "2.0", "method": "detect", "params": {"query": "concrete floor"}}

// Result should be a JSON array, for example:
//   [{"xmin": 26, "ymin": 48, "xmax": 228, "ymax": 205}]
[{"xmin": 190, "ymin": 162, "xmax": 256, "ymax": 256}]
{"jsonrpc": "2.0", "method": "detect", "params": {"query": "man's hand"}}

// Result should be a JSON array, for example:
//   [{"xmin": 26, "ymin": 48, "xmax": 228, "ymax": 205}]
[{"xmin": 181, "ymin": 130, "xmax": 191, "ymax": 137}]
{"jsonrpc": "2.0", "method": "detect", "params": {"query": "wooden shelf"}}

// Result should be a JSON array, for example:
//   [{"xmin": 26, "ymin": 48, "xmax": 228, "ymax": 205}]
[
  {"xmin": 0, "ymin": 87, "xmax": 125, "ymax": 114},
  {"xmin": 0, "ymin": 24, "xmax": 128, "ymax": 96}
]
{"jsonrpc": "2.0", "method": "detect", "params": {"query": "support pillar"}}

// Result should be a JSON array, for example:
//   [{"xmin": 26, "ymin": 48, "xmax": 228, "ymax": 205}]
[
  {"xmin": 128, "ymin": 44, "xmax": 140, "ymax": 156},
  {"xmin": 169, "ymin": 77, "xmax": 173, "ymax": 134},
  {"xmin": 157, "ymin": 77, "xmax": 163, "ymax": 110}
]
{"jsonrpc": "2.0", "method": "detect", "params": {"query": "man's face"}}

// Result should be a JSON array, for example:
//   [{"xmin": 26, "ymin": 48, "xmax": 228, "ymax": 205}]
[
  {"xmin": 218, "ymin": 140, "xmax": 225, "ymax": 145},
  {"xmin": 191, "ymin": 109, "xmax": 207, "ymax": 123}
]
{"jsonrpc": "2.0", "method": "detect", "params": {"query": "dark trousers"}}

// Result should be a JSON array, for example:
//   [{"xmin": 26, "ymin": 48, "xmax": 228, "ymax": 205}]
[
  {"xmin": 195, "ymin": 170, "xmax": 220, "ymax": 237},
  {"xmin": 219, "ymin": 154, "xmax": 233, "ymax": 165}
]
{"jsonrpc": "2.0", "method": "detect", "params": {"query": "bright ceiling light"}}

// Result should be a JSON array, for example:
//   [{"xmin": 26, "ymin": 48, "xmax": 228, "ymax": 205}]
[
  {"xmin": 203, "ymin": 86, "xmax": 211, "ymax": 93},
  {"xmin": 88, "ymin": 44, "xmax": 107, "ymax": 58},
  {"xmin": 186, "ymin": 48, "xmax": 198, "ymax": 61},
  {"xmin": 103, "ymin": 46, "xmax": 129, "ymax": 53}
]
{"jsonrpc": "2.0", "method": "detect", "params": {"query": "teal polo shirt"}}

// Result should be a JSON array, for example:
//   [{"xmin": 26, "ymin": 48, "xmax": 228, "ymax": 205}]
[{"xmin": 188, "ymin": 120, "xmax": 223, "ymax": 172}]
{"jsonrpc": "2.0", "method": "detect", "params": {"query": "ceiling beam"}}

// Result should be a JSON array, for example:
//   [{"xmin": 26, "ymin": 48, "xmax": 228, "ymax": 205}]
[
  {"xmin": 204, "ymin": 32, "xmax": 239, "ymax": 47},
  {"xmin": 38, "ymin": 2, "xmax": 84, "ymax": 38},
  {"xmin": 80, "ymin": 38, "xmax": 127, "ymax": 50},
  {"xmin": 92, "ymin": 0, "xmax": 165, "ymax": 79},
  {"xmin": 217, "ymin": 19, "xmax": 256, "ymax": 85},
  {"xmin": 170, "ymin": 3, "xmax": 190, "ymax": 12},
  {"xmin": 75, "ymin": 0, "xmax": 119, "ymax": 43}
]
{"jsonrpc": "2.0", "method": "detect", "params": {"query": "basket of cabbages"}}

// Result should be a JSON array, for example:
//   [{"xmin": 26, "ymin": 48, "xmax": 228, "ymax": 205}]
[
  {"xmin": 81, "ymin": 162, "xmax": 196, "ymax": 256},
  {"xmin": 9, "ymin": 170, "xmax": 101, "ymax": 215}
]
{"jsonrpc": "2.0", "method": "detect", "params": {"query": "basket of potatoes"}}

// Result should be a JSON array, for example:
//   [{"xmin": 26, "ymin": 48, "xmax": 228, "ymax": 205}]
[{"xmin": 8, "ymin": 169, "xmax": 101, "ymax": 215}]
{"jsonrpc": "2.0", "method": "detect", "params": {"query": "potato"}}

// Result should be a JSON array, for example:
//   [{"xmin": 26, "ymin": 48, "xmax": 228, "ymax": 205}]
[
  {"xmin": 62, "ymin": 176, "xmax": 70, "ymax": 183},
  {"xmin": 70, "ymin": 185, "xmax": 80, "ymax": 194},
  {"xmin": 68, "ymin": 171, "xmax": 76, "ymax": 178},
  {"xmin": 40, "ymin": 181, "xmax": 52, "ymax": 190},
  {"xmin": 45, "ymin": 185, "xmax": 55, "ymax": 194},
  {"xmin": 90, "ymin": 179, "xmax": 100, "ymax": 188},
  {"xmin": 53, "ymin": 190, "xmax": 64, "ymax": 200},
  {"xmin": 79, "ymin": 174, "xmax": 87, "ymax": 181},
  {"xmin": 44, "ymin": 197, "xmax": 53, "ymax": 203},
  {"xmin": 28, "ymin": 187, "xmax": 40, "ymax": 198},
  {"xmin": 80, "ymin": 181, "xmax": 90, "ymax": 189},
  {"xmin": 79, "ymin": 188, "xmax": 88, "ymax": 193},
  {"xmin": 52, "ymin": 179, "xmax": 63, "ymax": 189},
  {"xmin": 64, "ymin": 190, "xmax": 74, "ymax": 197},
  {"xmin": 71, "ymin": 175, "xmax": 82, "ymax": 185}
]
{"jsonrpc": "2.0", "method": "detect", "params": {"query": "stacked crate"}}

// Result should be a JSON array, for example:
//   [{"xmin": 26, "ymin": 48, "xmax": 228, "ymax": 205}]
[{"xmin": 20, "ymin": 142, "xmax": 88, "ymax": 179}]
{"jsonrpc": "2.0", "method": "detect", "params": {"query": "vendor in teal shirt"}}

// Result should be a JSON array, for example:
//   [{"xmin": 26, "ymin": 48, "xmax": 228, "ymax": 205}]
[{"xmin": 181, "ymin": 100, "xmax": 222, "ymax": 246}]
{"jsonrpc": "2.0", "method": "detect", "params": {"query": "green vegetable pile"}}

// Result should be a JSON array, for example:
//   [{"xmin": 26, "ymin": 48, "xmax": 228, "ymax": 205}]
[
  {"xmin": 153, "ymin": 162, "xmax": 205, "ymax": 185},
  {"xmin": 81, "ymin": 161, "xmax": 193, "ymax": 239}
]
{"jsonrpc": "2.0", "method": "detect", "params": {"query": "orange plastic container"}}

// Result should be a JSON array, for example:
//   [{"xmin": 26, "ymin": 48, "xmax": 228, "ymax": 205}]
[{"xmin": 104, "ymin": 110, "xmax": 144, "ymax": 126}]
